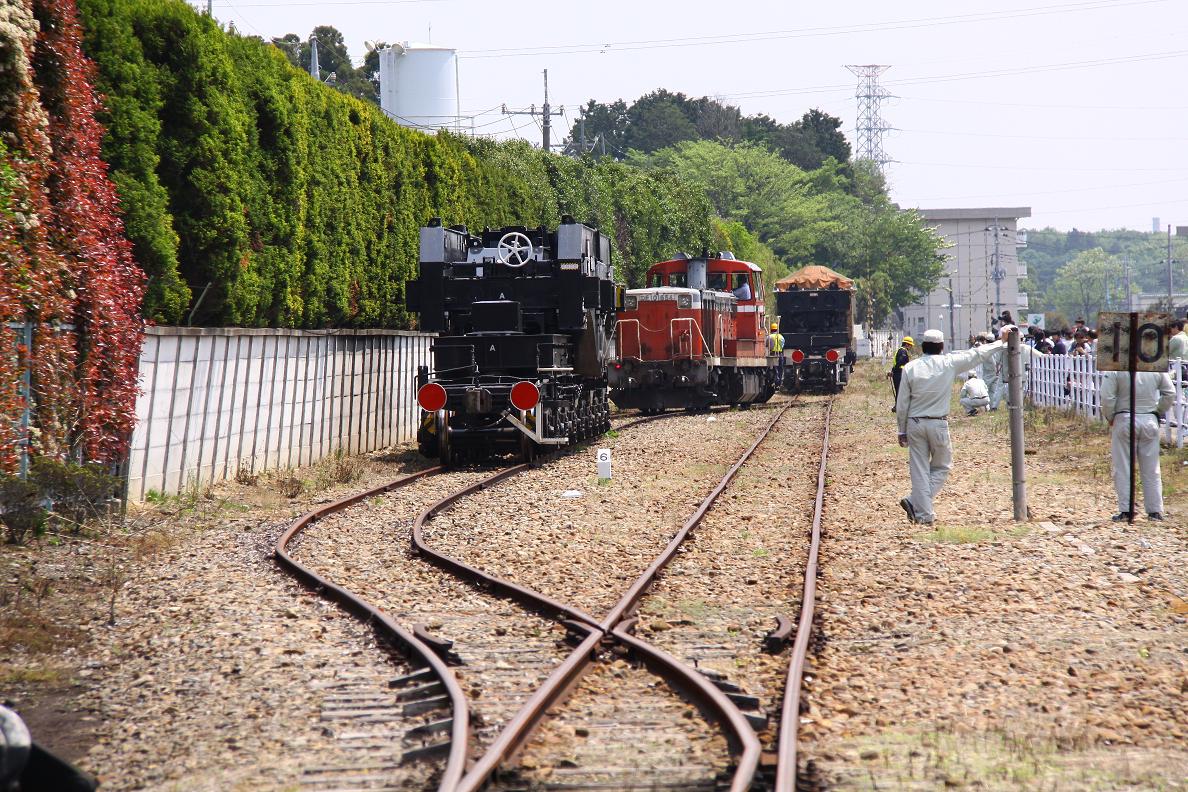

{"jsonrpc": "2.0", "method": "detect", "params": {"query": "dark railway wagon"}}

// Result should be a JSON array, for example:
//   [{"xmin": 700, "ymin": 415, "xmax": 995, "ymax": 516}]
[
  {"xmin": 774, "ymin": 265, "xmax": 856, "ymax": 393},
  {"xmin": 405, "ymin": 217, "xmax": 618, "ymax": 464}
]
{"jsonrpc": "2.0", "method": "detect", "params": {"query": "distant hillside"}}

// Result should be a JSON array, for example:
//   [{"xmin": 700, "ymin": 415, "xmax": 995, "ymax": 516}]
[{"xmin": 1021, "ymin": 227, "xmax": 1188, "ymax": 312}]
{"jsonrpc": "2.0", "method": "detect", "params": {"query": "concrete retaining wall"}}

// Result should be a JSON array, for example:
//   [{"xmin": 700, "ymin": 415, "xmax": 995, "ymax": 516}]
[{"xmin": 127, "ymin": 327, "xmax": 432, "ymax": 500}]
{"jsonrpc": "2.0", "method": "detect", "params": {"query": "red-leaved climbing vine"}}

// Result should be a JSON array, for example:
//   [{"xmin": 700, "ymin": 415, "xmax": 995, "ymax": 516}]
[{"xmin": 0, "ymin": 0, "xmax": 145, "ymax": 472}]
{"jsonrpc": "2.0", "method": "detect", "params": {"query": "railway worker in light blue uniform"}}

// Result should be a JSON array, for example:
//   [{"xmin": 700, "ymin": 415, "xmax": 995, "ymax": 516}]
[
  {"xmin": 895, "ymin": 327, "xmax": 1012, "ymax": 525},
  {"xmin": 973, "ymin": 332, "xmax": 1004, "ymax": 410},
  {"xmin": 1100, "ymin": 369, "xmax": 1175, "ymax": 521},
  {"xmin": 980, "ymin": 330, "xmax": 1047, "ymax": 410}
]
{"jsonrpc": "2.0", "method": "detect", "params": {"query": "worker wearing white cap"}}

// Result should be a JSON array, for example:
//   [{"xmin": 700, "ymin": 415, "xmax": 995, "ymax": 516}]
[
  {"xmin": 895, "ymin": 326, "xmax": 1014, "ymax": 524},
  {"xmin": 1100, "ymin": 369, "xmax": 1175, "ymax": 521}
]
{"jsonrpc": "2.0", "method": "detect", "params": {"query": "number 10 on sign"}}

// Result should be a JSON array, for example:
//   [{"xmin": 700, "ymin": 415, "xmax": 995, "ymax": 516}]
[{"xmin": 1096, "ymin": 311, "xmax": 1170, "ymax": 372}]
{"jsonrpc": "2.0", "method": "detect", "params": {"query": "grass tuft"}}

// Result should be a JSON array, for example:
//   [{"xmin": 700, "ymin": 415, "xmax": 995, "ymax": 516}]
[{"xmin": 920, "ymin": 524, "xmax": 994, "ymax": 544}]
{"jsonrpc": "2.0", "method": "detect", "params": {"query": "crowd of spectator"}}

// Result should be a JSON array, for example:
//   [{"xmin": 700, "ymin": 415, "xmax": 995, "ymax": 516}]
[{"xmin": 973, "ymin": 312, "xmax": 1099, "ymax": 357}]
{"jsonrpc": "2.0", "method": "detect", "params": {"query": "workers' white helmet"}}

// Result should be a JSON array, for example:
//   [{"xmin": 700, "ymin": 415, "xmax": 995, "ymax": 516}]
[{"xmin": 922, "ymin": 329, "xmax": 944, "ymax": 344}]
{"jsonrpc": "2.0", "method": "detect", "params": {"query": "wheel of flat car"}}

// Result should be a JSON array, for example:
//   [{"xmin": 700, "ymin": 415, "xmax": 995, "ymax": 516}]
[{"xmin": 497, "ymin": 232, "xmax": 534, "ymax": 267}]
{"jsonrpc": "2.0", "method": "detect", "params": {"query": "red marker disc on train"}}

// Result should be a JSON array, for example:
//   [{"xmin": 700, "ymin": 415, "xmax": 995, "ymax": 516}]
[
  {"xmin": 417, "ymin": 382, "xmax": 447, "ymax": 412},
  {"xmin": 509, "ymin": 380, "xmax": 540, "ymax": 411},
  {"xmin": 790, "ymin": 349, "xmax": 805, "ymax": 364}
]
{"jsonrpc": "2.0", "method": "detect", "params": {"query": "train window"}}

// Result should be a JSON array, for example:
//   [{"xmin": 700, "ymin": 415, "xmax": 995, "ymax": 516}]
[
  {"xmin": 647, "ymin": 273, "xmax": 663, "ymax": 287},
  {"xmin": 669, "ymin": 272, "xmax": 688, "ymax": 287},
  {"xmin": 731, "ymin": 273, "xmax": 752, "ymax": 301},
  {"xmin": 707, "ymin": 273, "xmax": 728, "ymax": 291}
]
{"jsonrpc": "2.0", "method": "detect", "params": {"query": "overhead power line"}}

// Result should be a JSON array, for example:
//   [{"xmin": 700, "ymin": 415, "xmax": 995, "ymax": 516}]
[{"xmin": 459, "ymin": 0, "xmax": 1168, "ymax": 59}]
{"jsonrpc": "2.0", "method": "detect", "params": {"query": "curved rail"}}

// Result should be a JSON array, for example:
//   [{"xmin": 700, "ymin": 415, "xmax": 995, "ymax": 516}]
[
  {"xmin": 274, "ymin": 404, "xmax": 780, "ymax": 792},
  {"xmin": 456, "ymin": 401, "xmax": 791, "ymax": 792},
  {"xmin": 775, "ymin": 397, "xmax": 833, "ymax": 790},
  {"xmin": 273, "ymin": 466, "xmax": 472, "ymax": 792}
]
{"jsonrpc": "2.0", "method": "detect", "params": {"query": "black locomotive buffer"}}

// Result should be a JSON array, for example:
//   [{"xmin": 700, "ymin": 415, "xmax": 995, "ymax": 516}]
[{"xmin": 405, "ymin": 216, "xmax": 619, "ymax": 465}]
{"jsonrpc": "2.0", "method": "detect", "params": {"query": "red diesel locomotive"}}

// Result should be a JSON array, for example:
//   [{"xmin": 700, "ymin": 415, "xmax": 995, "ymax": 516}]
[{"xmin": 607, "ymin": 252, "xmax": 779, "ymax": 412}]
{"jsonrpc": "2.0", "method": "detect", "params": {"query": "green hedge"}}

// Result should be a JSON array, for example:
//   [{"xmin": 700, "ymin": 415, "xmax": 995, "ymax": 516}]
[{"xmin": 78, "ymin": 0, "xmax": 714, "ymax": 327}]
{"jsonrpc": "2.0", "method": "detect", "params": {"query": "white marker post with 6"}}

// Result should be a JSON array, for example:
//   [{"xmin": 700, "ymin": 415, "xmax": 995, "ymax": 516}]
[{"xmin": 596, "ymin": 448, "xmax": 612, "ymax": 481}]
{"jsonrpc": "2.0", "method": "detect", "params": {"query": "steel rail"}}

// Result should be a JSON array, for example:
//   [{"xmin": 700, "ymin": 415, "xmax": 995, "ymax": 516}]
[
  {"xmin": 273, "ymin": 466, "xmax": 472, "ymax": 792},
  {"xmin": 273, "ymin": 405, "xmax": 773, "ymax": 792},
  {"xmin": 457, "ymin": 401, "xmax": 791, "ymax": 792},
  {"xmin": 774, "ymin": 397, "xmax": 834, "ymax": 791},
  {"xmin": 611, "ymin": 625, "xmax": 761, "ymax": 792},
  {"xmin": 599, "ymin": 401, "xmax": 791, "ymax": 631},
  {"xmin": 410, "ymin": 464, "xmax": 603, "ymax": 628},
  {"xmin": 408, "ymin": 409, "xmax": 685, "ymax": 629},
  {"xmin": 454, "ymin": 626, "xmax": 604, "ymax": 792}
]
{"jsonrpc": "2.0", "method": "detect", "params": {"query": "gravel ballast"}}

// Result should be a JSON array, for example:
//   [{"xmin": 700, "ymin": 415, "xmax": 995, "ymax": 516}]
[
  {"xmin": 803, "ymin": 362, "xmax": 1188, "ymax": 789},
  {"xmin": 423, "ymin": 406, "xmax": 781, "ymax": 618}
]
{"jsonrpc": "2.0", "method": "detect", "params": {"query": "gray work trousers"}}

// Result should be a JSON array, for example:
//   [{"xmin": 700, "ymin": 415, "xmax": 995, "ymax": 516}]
[
  {"xmin": 960, "ymin": 396, "xmax": 989, "ymax": 412},
  {"xmin": 987, "ymin": 377, "xmax": 1005, "ymax": 410},
  {"xmin": 1111, "ymin": 413, "xmax": 1164, "ymax": 515},
  {"xmin": 906, "ymin": 417, "xmax": 952, "ymax": 524}
]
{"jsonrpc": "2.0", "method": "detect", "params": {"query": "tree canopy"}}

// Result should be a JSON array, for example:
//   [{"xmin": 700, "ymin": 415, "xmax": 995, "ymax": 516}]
[
  {"xmin": 1020, "ymin": 227, "xmax": 1188, "ymax": 320},
  {"xmin": 271, "ymin": 25, "xmax": 380, "ymax": 105},
  {"xmin": 77, "ymin": 0, "xmax": 717, "ymax": 326},
  {"xmin": 570, "ymin": 89, "xmax": 850, "ymax": 171},
  {"xmin": 630, "ymin": 141, "xmax": 944, "ymax": 325}
]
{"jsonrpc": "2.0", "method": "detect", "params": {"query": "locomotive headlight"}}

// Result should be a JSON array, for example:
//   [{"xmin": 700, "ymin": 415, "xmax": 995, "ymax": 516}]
[
  {"xmin": 677, "ymin": 294, "xmax": 692, "ymax": 309},
  {"xmin": 624, "ymin": 295, "xmax": 638, "ymax": 310}
]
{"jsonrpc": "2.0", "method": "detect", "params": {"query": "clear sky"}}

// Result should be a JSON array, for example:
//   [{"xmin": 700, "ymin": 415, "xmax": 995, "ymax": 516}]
[{"xmin": 196, "ymin": 0, "xmax": 1188, "ymax": 234}]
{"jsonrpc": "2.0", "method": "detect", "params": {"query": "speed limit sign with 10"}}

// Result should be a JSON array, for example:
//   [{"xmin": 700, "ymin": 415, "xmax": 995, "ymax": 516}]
[{"xmin": 1096, "ymin": 311, "xmax": 1170, "ymax": 372}]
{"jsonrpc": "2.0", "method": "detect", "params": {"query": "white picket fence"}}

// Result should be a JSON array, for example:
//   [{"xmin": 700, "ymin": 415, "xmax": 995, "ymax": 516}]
[{"xmin": 1025, "ymin": 353, "xmax": 1188, "ymax": 447}]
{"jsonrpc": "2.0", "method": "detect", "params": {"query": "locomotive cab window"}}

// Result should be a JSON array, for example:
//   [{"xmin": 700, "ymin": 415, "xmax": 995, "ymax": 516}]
[
  {"xmin": 669, "ymin": 272, "xmax": 688, "ymax": 288},
  {"xmin": 707, "ymin": 272, "xmax": 728, "ymax": 291},
  {"xmin": 731, "ymin": 273, "xmax": 753, "ymax": 301}
]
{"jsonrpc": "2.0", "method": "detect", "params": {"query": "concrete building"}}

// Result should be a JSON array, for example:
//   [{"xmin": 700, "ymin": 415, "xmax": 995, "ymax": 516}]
[{"xmin": 901, "ymin": 207, "xmax": 1031, "ymax": 350}]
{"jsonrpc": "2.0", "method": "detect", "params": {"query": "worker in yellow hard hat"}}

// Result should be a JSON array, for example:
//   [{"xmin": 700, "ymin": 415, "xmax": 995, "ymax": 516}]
[
  {"xmin": 889, "ymin": 336, "xmax": 914, "ymax": 412},
  {"xmin": 767, "ymin": 322, "xmax": 785, "ymax": 385}
]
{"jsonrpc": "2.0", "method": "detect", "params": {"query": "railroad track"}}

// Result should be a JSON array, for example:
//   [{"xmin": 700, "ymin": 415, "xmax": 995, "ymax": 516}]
[
  {"xmin": 275, "ymin": 399, "xmax": 833, "ymax": 791},
  {"xmin": 273, "ymin": 409, "xmax": 699, "ymax": 791},
  {"xmin": 470, "ymin": 397, "xmax": 834, "ymax": 792}
]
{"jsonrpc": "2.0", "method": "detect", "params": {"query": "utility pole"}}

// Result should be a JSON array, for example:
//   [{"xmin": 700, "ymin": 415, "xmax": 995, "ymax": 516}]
[
  {"xmin": 206, "ymin": 0, "xmax": 212, "ymax": 14},
  {"xmin": 944, "ymin": 277, "xmax": 958, "ymax": 350},
  {"xmin": 988, "ymin": 219, "xmax": 1005, "ymax": 322},
  {"xmin": 1169, "ymin": 223, "xmax": 1175, "ymax": 312},
  {"xmin": 502, "ymin": 69, "xmax": 564, "ymax": 151},
  {"xmin": 1006, "ymin": 328, "xmax": 1027, "ymax": 521},
  {"xmin": 1124, "ymin": 257, "xmax": 1132, "ymax": 312}
]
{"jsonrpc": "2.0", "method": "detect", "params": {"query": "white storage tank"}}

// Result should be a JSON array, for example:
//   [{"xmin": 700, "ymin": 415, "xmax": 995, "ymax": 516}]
[{"xmin": 379, "ymin": 42, "xmax": 460, "ymax": 131}]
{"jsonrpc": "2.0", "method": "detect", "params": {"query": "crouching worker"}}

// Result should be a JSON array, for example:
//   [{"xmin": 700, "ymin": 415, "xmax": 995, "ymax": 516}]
[
  {"xmin": 959, "ymin": 371, "xmax": 990, "ymax": 415},
  {"xmin": 895, "ymin": 327, "xmax": 1012, "ymax": 525},
  {"xmin": 1101, "ymin": 368, "xmax": 1175, "ymax": 521}
]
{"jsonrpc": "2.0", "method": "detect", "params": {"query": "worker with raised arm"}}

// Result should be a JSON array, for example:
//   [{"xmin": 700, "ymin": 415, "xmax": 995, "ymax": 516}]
[
  {"xmin": 1100, "ymin": 368, "xmax": 1175, "ymax": 521},
  {"xmin": 895, "ymin": 326, "xmax": 1013, "ymax": 525}
]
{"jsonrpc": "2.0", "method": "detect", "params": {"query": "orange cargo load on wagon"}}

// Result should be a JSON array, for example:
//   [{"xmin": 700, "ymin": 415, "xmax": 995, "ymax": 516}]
[{"xmin": 774, "ymin": 265, "xmax": 854, "ymax": 291}]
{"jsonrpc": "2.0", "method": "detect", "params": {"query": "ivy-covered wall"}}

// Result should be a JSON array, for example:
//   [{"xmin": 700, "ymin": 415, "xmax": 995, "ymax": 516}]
[
  {"xmin": 0, "ymin": 0, "xmax": 145, "ymax": 470},
  {"xmin": 78, "ymin": 0, "xmax": 716, "ymax": 328}
]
